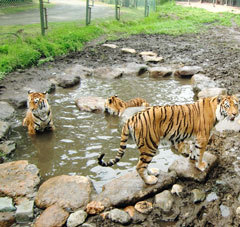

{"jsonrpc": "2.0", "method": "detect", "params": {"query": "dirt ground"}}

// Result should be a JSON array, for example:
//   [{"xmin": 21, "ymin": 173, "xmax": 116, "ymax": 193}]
[{"xmin": 1, "ymin": 19, "xmax": 240, "ymax": 226}]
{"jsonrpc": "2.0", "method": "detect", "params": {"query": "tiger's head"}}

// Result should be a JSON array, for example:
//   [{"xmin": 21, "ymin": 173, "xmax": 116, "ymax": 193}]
[
  {"xmin": 104, "ymin": 95, "xmax": 126, "ymax": 116},
  {"xmin": 216, "ymin": 95, "xmax": 239, "ymax": 122},
  {"xmin": 27, "ymin": 91, "xmax": 50, "ymax": 117}
]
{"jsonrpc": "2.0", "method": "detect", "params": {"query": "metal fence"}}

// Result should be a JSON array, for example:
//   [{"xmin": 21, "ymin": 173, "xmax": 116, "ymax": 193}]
[{"xmin": 0, "ymin": 0, "xmax": 33, "ymax": 7}]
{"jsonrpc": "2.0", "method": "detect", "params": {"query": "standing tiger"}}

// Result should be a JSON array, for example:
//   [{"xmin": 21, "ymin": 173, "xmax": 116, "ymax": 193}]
[
  {"xmin": 23, "ymin": 91, "xmax": 54, "ymax": 135},
  {"xmin": 104, "ymin": 95, "xmax": 149, "ymax": 116},
  {"xmin": 98, "ymin": 95, "xmax": 239, "ymax": 185}
]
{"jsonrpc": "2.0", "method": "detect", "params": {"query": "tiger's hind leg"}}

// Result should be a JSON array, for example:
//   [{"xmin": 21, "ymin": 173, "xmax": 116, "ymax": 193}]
[{"xmin": 136, "ymin": 146, "xmax": 158, "ymax": 185}]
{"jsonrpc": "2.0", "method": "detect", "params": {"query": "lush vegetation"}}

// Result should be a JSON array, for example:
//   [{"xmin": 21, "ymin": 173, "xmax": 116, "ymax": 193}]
[{"xmin": 0, "ymin": 1, "xmax": 240, "ymax": 79}]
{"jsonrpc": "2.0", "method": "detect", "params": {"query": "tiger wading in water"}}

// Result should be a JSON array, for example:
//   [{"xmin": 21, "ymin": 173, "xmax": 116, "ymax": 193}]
[
  {"xmin": 98, "ymin": 95, "xmax": 239, "ymax": 185},
  {"xmin": 23, "ymin": 91, "xmax": 54, "ymax": 135},
  {"xmin": 104, "ymin": 95, "xmax": 149, "ymax": 116}
]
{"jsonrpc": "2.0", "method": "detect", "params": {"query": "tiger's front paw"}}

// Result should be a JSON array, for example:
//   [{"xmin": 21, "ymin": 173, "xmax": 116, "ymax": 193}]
[
  {"xmin": 145, "ymin": 175, "xmax": 158, "ymax": 185},
  {"xmin": 196, "ymin": 161, "xmax": 207, "ymax": 172}
]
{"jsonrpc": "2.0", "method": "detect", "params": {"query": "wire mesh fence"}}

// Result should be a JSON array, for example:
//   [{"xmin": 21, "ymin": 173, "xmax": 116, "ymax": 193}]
[{"xmin": 0, "ymin": 0, "xmax": 33, "ymax": 7}]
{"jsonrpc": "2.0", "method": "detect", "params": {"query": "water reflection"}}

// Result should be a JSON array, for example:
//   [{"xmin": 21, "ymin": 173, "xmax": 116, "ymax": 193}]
[{"xmin": 13, "ymin": 75, "xmax": 194, "ymax": 192}]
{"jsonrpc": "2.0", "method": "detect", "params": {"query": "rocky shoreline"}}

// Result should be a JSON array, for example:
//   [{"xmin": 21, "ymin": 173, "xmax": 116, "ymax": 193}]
[{"xmin": 1, "ymin": 27, "xmax": 240, "ymax": 226}]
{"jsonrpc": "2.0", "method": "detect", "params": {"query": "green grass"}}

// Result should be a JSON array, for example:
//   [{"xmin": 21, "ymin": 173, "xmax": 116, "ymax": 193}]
[{"xmin": 0, "ymin": 1, "xmax": 240, "ymax": 79}]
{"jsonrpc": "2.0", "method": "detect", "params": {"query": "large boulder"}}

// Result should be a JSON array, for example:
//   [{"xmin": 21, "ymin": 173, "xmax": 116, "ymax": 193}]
[
  {"xmin": 0, "ymin": 102, "xmax": 15, "ymax": 121},
  {"xmin": 197, "ymin": 87, "xmax": 227, "ymax": 99},
  {"xmin": 168, "ymin": 152, "xmax": 217, "ymax": 182},
  {"xmin": 35, "ymin": 175, "xmax": 95, "ymax": 210},
  {"xmin": 75, "ymin": 96, "xmax": 105, "ymax": 113},
  {"xmin": 0, "ymin": 160, "xmax": 40, "ymax": 199},
  {"xmin": 191, "ymin": 74, "xmax": 217, "ymax": 94},
  {"xmin": 93, "ymin": 170, "xmax": 176, "ymax": 208},
  {"xmin": 93, "ymin": 66, "xmax": 123, "ymax": 79},
  {"xmin": 117, "ymin": 62, "xmax": 148, "ymax": 77},
  {"xmin": 148, "ymin": 66, "xmax": 173, "ymax": 78}
]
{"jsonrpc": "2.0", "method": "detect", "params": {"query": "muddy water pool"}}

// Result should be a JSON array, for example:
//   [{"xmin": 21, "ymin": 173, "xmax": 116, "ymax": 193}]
[{"xmin": 12, "ymin": 75, "xmax": 194, "ymax": 192}]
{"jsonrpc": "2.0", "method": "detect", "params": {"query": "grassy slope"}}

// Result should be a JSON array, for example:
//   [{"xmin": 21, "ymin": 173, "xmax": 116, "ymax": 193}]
[{"xmin": 0, "ymin": 2, "xmax": 240, "ymax": 79}]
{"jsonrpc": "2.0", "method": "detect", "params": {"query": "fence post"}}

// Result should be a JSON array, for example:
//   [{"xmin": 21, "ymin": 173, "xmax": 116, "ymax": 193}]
[
  {"xmin": 144, "ymin": 0, "xmax": 149, "ymax": 17},
  {"xmin": 39, "ymin": 0, "xmax": 45, "ymax": 35}
]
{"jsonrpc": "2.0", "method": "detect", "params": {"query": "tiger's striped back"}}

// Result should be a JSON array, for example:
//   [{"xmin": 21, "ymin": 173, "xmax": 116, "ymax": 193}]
[{"xmin": 98, "ymin": 95, "xmax": 239, "ymax": 185}]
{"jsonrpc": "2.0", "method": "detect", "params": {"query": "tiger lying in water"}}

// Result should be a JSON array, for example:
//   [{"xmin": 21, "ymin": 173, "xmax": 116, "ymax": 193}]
[
  {"xmin": 104, "ymin": 95, "xmax": 149, "ymax": 116},
  {"xmin": 98, "ymin": 95, "xmax": 239, "ymax": 185},
  {"xmin": 23, "ymin": 91, "xmax": 54, "ymax": 135}
]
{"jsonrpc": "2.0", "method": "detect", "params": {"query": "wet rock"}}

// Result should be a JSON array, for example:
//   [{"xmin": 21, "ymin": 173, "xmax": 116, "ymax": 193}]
[
  {"xmin": 55, "ymin": 75, "xmax": 80, "ymax": 88},
  {"xmin": 67, "ymin": 210, "xmax": 88, "ymax": 227},
  {"xmin": 191, "ymin": 189, "xmax": 206, "ymax": 203},
  {"xmin": 121, "ymin": 48, "xmax": 136, "ymax": 54},
  {"xmin": 117, "ymin": 62, "xmax": 148, "ymax": 77},
  {"xmin": 0, "ymin": 160, "xmax": 40, "ymax": 199},
  {"xmin": 35, "ymin": 175, "xmax": 94, "ymax": 210},
  {"xmin": 34, "ymin": 204, "xmax": 69, "ymax": 227},
  {"xmin": 197, "ymin": 87, "xmax": 227, "ymax": 99},
  {"xmin": 168, "ymin": 152, "xmax": 217, "ymax": 182},
  {"xmin": 107, "ymin": 208, "xmax": 131, "ymax": 225},
  {"xmin": 75, "ymin": 96, "xmax": 105, "ymax": 113},
  {"xmin": 171, "ymin": 184, "xmax": 183, "ymax": 196},
  {"xmin": 0, "ymin": 121, "xmax": 10, "ymax": 140},
  {"xmin": 94, "ymin": 170, "xmax": 176, "ymax": 208},
  {"xmin": 174, "ymin": 66, "xmax": 203, "ymax": 78},
  {"xmin": 102, "ymin": 44, "xmax": 118, "ymax": 49},
  {"xmin": 0, "ymin": 212, "xmax": 15, "ymax": 227},
  {"xmin": 191, "ymin": 74, "xmax": 217, "ymax": 94},
  {"xmin": 139, "ymin": 51, "xmax": 157, "ymax": 57},
  {"xmin": 93, "ymin": 66, "xmax": 123, "ymax": 79},
  {"xmin": 134, "ymin": 201, "xmax": 153, "ymax": 214},
  {"xmin": 86, "ymin": 201, "xmax": 104, "ymax": 215},
  {"xmin": 0, "ymin": 197, "xmax": 16, "ymax": 212},
  {"xmin": 0, "ymin": 140, "xmax": 16, "ymax": 157},
  {"xmin": 15, "ymin": 198, "xmax": 34, "ymax": 223},
  {"xmin": 148, "ymin": 66, "xmax": 173, "ymax": 77},
  {"xmin": 0, "ymin": 102, "xmax": 15, "ymax": 121},
  {"xmin": 25, "ymin": 80, "xmax": 56, "ymax": 95},
  {"xmin": 7, "ymin": 92, "xmax": 27, "ymax": 108},
  {"xmin": 154, "ymin": 190, "xmax": 174, "ymax": 212}
]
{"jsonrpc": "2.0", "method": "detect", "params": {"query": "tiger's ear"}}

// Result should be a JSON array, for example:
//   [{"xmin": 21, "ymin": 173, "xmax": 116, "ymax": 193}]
[
  {"xmin": 108, "ymin": 98, "xmax": 112, "ymax": 104},
  {"xmin": 217, "ymin": 95, "xmax": 222, "ymax": 104},
  {"xmin": 28, "ymin": 90, "xmax": 34, "ymax": 94}
]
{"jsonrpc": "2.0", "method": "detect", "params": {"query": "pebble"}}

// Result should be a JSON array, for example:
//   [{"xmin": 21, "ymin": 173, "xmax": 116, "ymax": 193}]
[
  {"xmin": 67, "ymin": 210, "xmax": 88, "ymax": 227},
  {"xmin": 171, "ymin": 184, "xmax": 183, "ymax": 196},
  {"xmin": 155, "ymin": 190, "xmax": 174, "ymax": 212},
  {"xmin": 191, "ymin": 189, "xmax": 206, "ymax": 203},
  {"xmin": 107, "ymin": 208, "xmax": 131, "ymax": 225},
  {"xmin": 134, "ymin": 201, "xmax": 153, "ymax": 214},
  {"xmin": 0, "ymin": 197, "xmax": 16, "ymax": 212}
]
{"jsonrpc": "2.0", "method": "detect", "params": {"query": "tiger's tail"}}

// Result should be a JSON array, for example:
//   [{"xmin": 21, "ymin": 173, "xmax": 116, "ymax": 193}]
[{"xmin": 98, "ymin": 121, "xmax": 130, "ymax": 167}]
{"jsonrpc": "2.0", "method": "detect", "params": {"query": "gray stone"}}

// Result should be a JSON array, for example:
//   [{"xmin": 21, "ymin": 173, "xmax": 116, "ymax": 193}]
[
  {"xmin": 93, "ymin": 66, "xmax": 123, "ymax": 79},
  {"xmin": 191, "ymin": 189, "xmax": 206, "ymax": 203},
  {"xmin": 191, "ymin": 74, "xmax": 217, "ymax": 94},
  {"xmin": 0, "ymin": 121, "xmax": 10, "ymax": 140},
  {"xmin": 15, "ymin": 198, "xmax": 34, "ymax": 223},
  {"xmin": 67, "ymin": 210, "xmax": 88, "ymax": 227},
  {"xmin": 35, "ymin": 175, "xmax": 94, "ymax": 210},
  {"xmin": 0, "ymin": 160, "xmax": 40, "ymax": 199},
  {"xmin": 168, "ymin": 152, "xmax": 217, "ymax": 182},
  {"xmin": 171, "ymin": 184, "xmax": 183, "ymax": 196},
  {"xmin": 94, "ymin": 170, "xmax": 176, "ymax": 208},
  {"xmin": 220, "ymin": 205, "xmax": 230, "ymax": 217},
  {"xmin": 236, "ymin": 206, "xmax": 240, "ymax": 216},
  {"xmin": 25, "ymin": 80, "xmax": 56, "ymax": 95},
  {"xmin": 0, "ymin": 140, "xmax": 16, "ymax": 157},
  {"xmin": 197, "ymin": 87, "xmax": 226, "ymax": 99},
  {"xmin": 154, "ymin": 190, "xmax": 174, "ymax": 212},
  {"xmin": 108, "ymin": 209, "xmax": 131, "ymax": 225},
  {"xmin": 148, "ymin": 66, "xmax": 173, "ymax": 77},
  {"xmin": 0, "ymin": 212, "xmax": 15, "ymax": 227},
  {"xmin": 118, "ymin": 62, "xmax": 148, "ymax": 77},
  {"xmin": 174, "ymin": 66, "xmax": 203, "ymax": 78},
  {"xmin": 0, "ymin": 197, "xmax": 16, "ymax": 212},
  {"xmin": 206, "ymin": 192, "xmax": 218, "ymax": 202},
  {"xmin": 0, "ymin": 102, "xmax": 15, "ymax": 121},
  {"xmin": 75, "ymin": 96, "xmax": 105, "ymax": 113},
  {"xmin": 55, "ymin": 74, "xmax": 80, "ymax": 88},
  {"xmin": 142, "ymin": 55, "xmax": 164, "ymax": 63}
]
